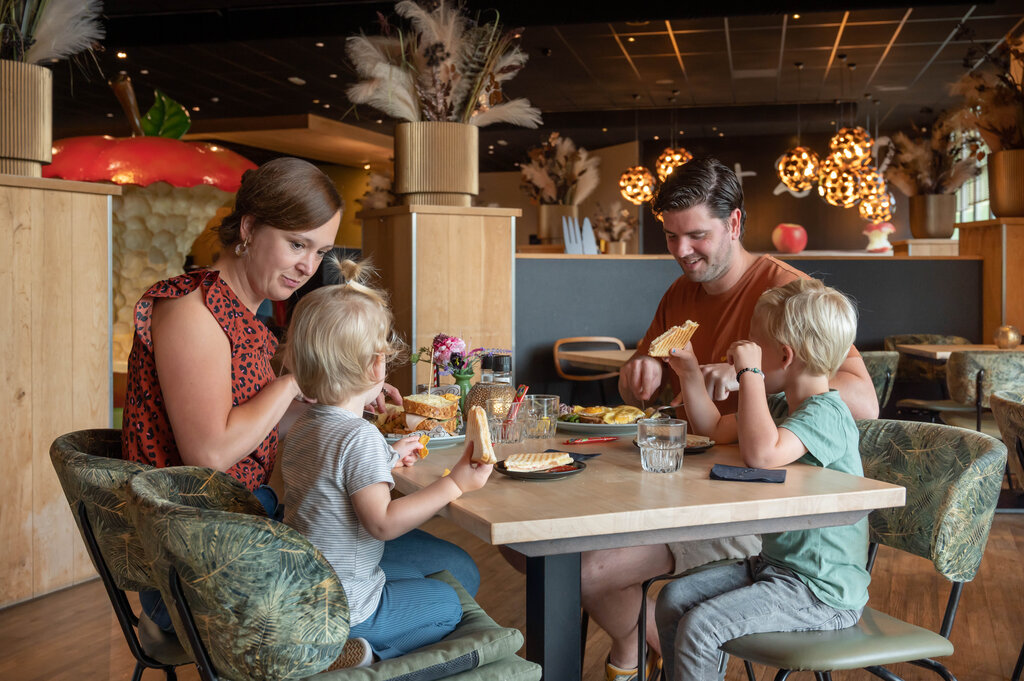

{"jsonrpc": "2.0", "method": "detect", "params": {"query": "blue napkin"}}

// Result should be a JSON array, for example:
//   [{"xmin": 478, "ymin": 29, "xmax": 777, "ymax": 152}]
[
  {"xmin": 545, "ymin": 448, "xmax": 601, "ymax": 462},
  {"xmin": 710, "ymin": 463, "xmax": 786, "ymax": 483}
]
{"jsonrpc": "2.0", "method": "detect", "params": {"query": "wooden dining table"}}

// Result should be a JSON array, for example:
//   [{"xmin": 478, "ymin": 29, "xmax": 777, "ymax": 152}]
[
  {"xmin": 392, "ymin": 433, "xmax": 906, "ymax": 681},
  {"xmin": 558, "ymin": 348, "xmax": 637, "ymax": 371},
  {"xmin": 895, "ymin": 343, "xmax": 1024, "ymax": 360}
]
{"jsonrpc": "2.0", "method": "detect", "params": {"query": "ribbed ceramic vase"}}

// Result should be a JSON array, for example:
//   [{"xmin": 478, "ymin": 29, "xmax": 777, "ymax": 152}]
[
  {"xmin": 0, "ymin": 60, "xmax": 52, "ymax": 178},
  {"xmin": 989, "ymin": 149, "xmax": 1024, "ymax": 218},
  {"xmin": 394, "ymin": 122, "xmax": 478, "ymax": 207},
  {"xmin": 537, "ymin": 204, "xmax": 577, "ymax": 243},
  {"xmin": 908, "ymin": 194, "xmax": 956, "ymax": 239}
]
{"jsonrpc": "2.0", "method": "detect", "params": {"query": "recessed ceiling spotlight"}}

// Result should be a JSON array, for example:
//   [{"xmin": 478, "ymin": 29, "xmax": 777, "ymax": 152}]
[
  {"xmin": 375, "ymin": 119, "xmax": 383, "ymax": 124},
  {"xmin": 488, "ymin": 145, "xmax": 494, "ymax": 149},
  {"xmin": 192, "ymin": 106, "xmax": 200, "ymax": 112},
  {"xmin": 49, "ymin": 58, "xmax": 58, "ymax": 63},
  {"xmin": 140, "ymin": 69, "xmax": 149, "ymax": 75},
  {"xmin": 315, "ymin": 41, "xmax": 324, "ymax": 47},
  {"xmin": 488, "ymin": 149, "xmax": 494, "ymax": 154},
  {"xmin": 116, "ymin": 51, "xmax": 127, "ymax": 59},
  {"xmin": 105, "ymin": 112, "xmax": 114, "ymax": 118},
  {"xmin": 363, "ymin": 163, "xmax": 371, "ymax": 170},
  {"xmin": 679, "ymin": 130, "xmax": 685, "ymax": 135},
  {"xmin": 313, "ymin": 99, "xmax": 320, "ymax": 104},
  {"xmin": 627, "ymin": 36, "xmax": 636, "ymax": 42},
  {"xmin": 830, "ymin": 120, "xmax": 836, "ymax": 125},
  {"xmin": 497, "ymin": 139, "xmax": 508, "ymax": 146},
  {"xmin": 653, "ymin": 135, "xmax": 660, "ymax": 140},
  {"xmin": 792, "ymin": 13, "xmax": 800, "ymax": 19},
  {"xmin": 718, "ymin": 131, "xmax": 724, "ymax": 137},
  {"xmin": 329, "ymin": 73, "xmax": 338, "ymax": 79},
  {"xmin": 602, "ymin": 127, "xmax": 608, "ymax": 132},
  {"xmin": 288, "ymin": 76, "xmax": 306, "ymax": 86},
  {"xmin": 711, "ymin": 126, "xmax": 718, "ymax": 131},
  {"xmin": 322, "ymin": 103, "xmax": 330, "ymax": 109},
  {"xmin": 211, "ymin": 96, "xmax": 219, "ymax": 103}
]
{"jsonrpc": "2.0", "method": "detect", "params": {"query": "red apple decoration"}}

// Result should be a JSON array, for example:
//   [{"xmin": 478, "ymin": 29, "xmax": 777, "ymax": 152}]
[{"xmin": 771, "ymin": 223, "xmax": 808, "ymax": 254}]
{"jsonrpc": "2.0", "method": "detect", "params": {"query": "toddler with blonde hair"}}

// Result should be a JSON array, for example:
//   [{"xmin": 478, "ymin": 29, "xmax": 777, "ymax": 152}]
[
  {"xmin": 655, "ymin": 278, "xmax": 869, "ymax": 681},
  {"xmin": 282, "ymin": 258, "xmax": 492, "ymax": 668}
]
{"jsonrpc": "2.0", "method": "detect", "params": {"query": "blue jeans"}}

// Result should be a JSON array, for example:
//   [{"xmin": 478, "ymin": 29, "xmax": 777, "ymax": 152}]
[
  {"xmin": 380, "ymin": 529, "xmax": 480, "ymax": 597},
  {"xmin": 348, "ymin": 558, "xmax": 463, "ymax": 660},
  {"xmin": 655, "ymin": 557, "xmax": 862, "ymax": 681},
  {"xmin": 140, "ymin": 484, "xmax": 282, "ymax": 632}
]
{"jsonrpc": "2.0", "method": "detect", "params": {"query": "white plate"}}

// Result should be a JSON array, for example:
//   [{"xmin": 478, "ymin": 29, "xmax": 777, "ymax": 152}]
[
  {"xmin": 385, "ymin": 433, "xmax": 466, "ymax": 449},
  {"xmin": 556, "ymin": 420, "xmax": 640, "ymax": 435}
]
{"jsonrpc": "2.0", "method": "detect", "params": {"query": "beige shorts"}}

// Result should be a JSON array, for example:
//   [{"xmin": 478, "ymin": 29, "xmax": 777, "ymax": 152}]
[{"xmin": 667, "ymin": 535, "xmax": 762, "ymax": 576}]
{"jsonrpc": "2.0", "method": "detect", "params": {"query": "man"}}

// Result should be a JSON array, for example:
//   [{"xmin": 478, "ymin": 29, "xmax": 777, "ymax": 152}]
[{"xmin": 586, "ymin": 157, "xmax": 878, "ymax": 681}]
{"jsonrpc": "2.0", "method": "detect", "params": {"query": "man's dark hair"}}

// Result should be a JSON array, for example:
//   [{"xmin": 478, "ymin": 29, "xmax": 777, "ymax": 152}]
[{"xmin": 651, "ymin": 157, "xmax": 746, "ymax": 237}]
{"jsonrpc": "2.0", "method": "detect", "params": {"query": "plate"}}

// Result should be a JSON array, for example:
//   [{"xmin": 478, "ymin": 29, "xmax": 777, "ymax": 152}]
[
  {"xmin": 495, "ymin": 460, "xmax": 587, "ymax": 480},
  {"xmin": 631, "ymin": 437, "xmax": 716, "ymax": 453},
  {"xmin": 385, "ymin": 433, "xmax": 466, "ymax": 449},
  {"xmin": 556, "ymin": 420, "xmax": 640, "ymax": 435}
]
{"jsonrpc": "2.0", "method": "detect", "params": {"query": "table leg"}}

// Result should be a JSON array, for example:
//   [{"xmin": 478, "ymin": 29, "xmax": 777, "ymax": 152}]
[{"xmin": 526, "ymin": 552, "xmax": 582, "ymax": 681}]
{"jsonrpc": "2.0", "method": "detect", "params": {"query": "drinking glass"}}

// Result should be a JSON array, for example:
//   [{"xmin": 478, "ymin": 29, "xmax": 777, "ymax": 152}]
[
  {"xmin": 637, "ymin": 418, "xmax": 686, "ymax": 473},
  {"xmin": 523, "ymin": 394, "xmax": 559, "ymax": 438},
  {"xmin": 485, "ymin": 397, "xmax": 523, "ymax": 444}
]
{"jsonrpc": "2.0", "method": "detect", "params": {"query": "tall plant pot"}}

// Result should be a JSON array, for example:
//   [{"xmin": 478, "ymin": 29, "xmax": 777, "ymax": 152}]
[
  {"xmin": 908, "ymin": 194, "xmax": 956, "ymax": 239},
  {"xmin": 989, "ymin": 149, "xmax": 1024, "ymax": 218},
  {"xmin": 0, "ymin": 60, "xmax": 52, "ymax": 178},
  {"xmin": 537, "ymin": 204, "xmax": 577, "ymax": 243},
  {"xmin": 394, "ymin": 122, "xmax": 478, "ymax": 207}
]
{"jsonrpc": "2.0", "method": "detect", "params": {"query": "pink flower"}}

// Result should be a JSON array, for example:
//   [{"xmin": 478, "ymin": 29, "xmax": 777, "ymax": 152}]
[{"xmin": 431, "ymin": 333, "xmax": 466, "ymax": 366}]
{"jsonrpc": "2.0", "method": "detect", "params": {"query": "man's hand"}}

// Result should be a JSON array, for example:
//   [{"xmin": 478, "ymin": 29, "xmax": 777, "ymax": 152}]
[
  {"xmin": 366, "ymin": 382, "xmax": 403, "ymax": 414},
  {"xmin": 619, "ymin": 355, "xmax": 664, "ymax": 405},
  {"xmin": 700, "ymin": 362, "xmax": 740, "ymax": 402}
]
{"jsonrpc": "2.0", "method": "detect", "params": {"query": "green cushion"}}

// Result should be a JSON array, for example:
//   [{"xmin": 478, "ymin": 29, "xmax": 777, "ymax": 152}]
[
  {"xmin": 720, "ymin": 606, "xmax": 954, "ymax": 671},
  {"xmin": 310, "ymin": 571, "xmax": 538, "ymax": 680},
  {"xmin": 946, "ymin": 352, "xmax": 1024, "ymax": 408},
  {"xmin": 860, "ymin": 351, "xmax": 898, "ymax": 407}
]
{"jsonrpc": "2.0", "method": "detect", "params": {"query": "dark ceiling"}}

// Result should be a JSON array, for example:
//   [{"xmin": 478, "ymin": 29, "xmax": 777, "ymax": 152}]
[{"xmin": 50, "ymin": 0, "xmax": 1024, "ymax": 171}]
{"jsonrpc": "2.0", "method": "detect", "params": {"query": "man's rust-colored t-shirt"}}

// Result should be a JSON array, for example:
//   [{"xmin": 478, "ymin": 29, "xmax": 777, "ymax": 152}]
[{"xmin": 636, "ymin": 255, "xmax": 806, "ymax": 414}]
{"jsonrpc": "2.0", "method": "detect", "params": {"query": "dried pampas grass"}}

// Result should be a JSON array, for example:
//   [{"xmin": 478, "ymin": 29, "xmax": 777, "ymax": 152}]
[
  {"xmin": 884, "ymin": 113, "xmax": 983, "ymax": 196},
  {"xmin": 520, "ymin": 132, "xmax": 601, "ymax": 206}
]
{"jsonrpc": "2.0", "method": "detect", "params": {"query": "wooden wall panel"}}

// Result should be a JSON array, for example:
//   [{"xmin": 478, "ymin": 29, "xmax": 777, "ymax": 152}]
[
  {"xmin": 0, "ymin": 177, "xmax": 115, "ymax": 608},
  {"xmin": 958, "ymin": 219, "xmax": 1024, "ymax": 341}
]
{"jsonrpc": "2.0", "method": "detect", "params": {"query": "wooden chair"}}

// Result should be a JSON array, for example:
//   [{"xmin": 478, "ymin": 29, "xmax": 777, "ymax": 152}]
[
  {"xmin": 48, "ymin": 430, "xmax": 191, "ymax": 681},
  {"xmin": 553, "ymin": 336, "xmax": 626, "ymax": 405},
  {"xmin": 719, "ymin": 419, "xmax": 1006, "ymax": 681}
]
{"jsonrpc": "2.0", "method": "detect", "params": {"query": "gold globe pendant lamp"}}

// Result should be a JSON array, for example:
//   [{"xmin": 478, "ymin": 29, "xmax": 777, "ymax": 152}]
[
  {"xmin": 656, "ymin": 146, "xmax": 693, "ymax": 182},
  {"xmin": 777, "ymin": 146, "xmax": 820, "ymax": 191},
  {"xmin": 856, "ymin": 165, "xmax": 887, "ymax": 200},
  {"xmin": 858, "ymin": 191, "xmax": 895, "ymax": 222},
  {"xmin": 817, "ymin": 153, "xmax": 861, "ymax": 208},
  {"xmin": 829, "ymin": 125, "xmax": 874, "ymax": 168},
  {"xmin": 619, "ymin": 106, "xmax": 657, "ymax": 205}
]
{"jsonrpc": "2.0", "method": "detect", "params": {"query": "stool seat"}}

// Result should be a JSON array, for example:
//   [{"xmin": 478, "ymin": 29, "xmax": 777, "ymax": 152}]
[{"xmin": 721, "ymin": 607, "xmax": 954, "ymax": 672}]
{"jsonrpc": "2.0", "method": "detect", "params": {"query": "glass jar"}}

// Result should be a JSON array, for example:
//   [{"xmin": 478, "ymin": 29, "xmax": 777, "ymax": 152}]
[{"xmin": 492, "ymin": 354, "xmax": 512, "ymax": 384}]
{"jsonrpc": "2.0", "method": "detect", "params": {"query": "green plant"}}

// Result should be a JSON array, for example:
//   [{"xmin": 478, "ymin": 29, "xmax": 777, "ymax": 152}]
[{"xmin": 0, "ymin": 0, "xmax": 104, "ymax": 63}]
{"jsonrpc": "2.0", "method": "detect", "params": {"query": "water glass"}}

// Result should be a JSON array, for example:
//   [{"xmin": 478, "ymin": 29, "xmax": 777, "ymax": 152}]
[
  {"xmin": 485, "ymin": 397, "xmax": 524, "ymax": 444},
  {"xmin": 637, "ymin": 418, "xmax": 687, "ymax": 473},
  {"xmin": 523, "ymin": 394, "xmax": 559, "ymax": 438}
]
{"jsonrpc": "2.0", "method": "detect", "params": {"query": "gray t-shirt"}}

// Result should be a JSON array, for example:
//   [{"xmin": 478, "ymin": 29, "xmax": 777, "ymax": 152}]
[{"xmin": 282, "ymin": 404, "xmax": 399, "ymax": 625}]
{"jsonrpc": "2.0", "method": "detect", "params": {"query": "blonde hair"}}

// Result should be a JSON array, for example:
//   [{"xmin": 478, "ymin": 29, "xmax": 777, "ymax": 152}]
[
  {"xmin": 753, "ymin": 278, "xmax": 857, "ymax": 378},
  {"xmin": 285, "ymin": 257, "xmax": 407, "ymax": 405}
]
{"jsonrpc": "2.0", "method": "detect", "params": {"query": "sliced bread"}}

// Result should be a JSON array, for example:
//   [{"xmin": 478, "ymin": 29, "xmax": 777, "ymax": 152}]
[
  {"xmin": 466, "ymin": 405, "xmax": 496, "ymax": 465},
  {"xmin": 404, "ymin": 393, "xmax": 459, "ymax": 420}
]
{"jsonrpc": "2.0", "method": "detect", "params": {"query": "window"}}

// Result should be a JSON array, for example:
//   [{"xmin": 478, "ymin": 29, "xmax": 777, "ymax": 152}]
[{"xmin": 956, "ymin": 143, "xmax": 992, "ymax": 224}]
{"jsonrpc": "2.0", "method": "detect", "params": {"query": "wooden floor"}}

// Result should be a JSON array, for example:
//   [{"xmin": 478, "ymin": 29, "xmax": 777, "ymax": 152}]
[{"xmin": 1, "ymin": 514, "xmax": 1022, "ymax": 681}]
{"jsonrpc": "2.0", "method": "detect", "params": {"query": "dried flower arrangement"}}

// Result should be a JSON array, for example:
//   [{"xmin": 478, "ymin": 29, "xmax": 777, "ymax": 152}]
[
  {"xmin": 358, "ymin": 171, "xmax": 398, "ymax": 210},
  {"xmin": 1, "ymin": 0, "xmax": 104, "ymax": 62},
  {"xmin": 882, "ymin": 111, "xmax": 983, "ymax": 196},
  {"xmin": 519, "ymin": 132, "xmax": 600, "ymax": 206},
  {"xmin": 949, "ymin": 30, "xmax": 1024, "ymax": 152},
  {"xmin": 590, "ymin": 202, "xmax": 637, "ymax": 243},
  {"xmin": 345, "ymin": 0, "xmax": 541, "ymax": 128}
]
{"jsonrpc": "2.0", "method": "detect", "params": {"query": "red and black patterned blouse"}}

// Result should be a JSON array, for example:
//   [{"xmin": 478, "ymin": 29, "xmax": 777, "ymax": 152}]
[{"xmin": 121, "ymin": 270, "xmax": 279, "ymax": 491}]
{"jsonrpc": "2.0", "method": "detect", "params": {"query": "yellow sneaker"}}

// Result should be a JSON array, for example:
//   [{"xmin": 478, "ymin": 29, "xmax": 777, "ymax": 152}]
[{"xmin": 605, "ymin": 659, "xmax": 638, "ymax": 681}]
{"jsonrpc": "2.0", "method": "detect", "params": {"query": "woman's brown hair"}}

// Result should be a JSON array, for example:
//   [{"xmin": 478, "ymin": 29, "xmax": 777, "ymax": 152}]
[{"xmin": 217, "ymin": 157, "xmax": 344, "ymax": 247}]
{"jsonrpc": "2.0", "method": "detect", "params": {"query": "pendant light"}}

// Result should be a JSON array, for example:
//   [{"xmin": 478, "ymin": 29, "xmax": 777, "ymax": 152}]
[
  {"xmin": 858, "ymin": 191, "xmax": 895, "ymax": 222},
  {"xmin": 828, "ymin": 60, "xmax": 873, "ymax": 168},
  {"xmin": 619, "ymin": 107, "xmax": 656, "ymax": 205},
  {"xmin": 817, "ymin": 153, "xmax": 860, "ymax": 208},
  {"xmin": 655, "ymin": 108, "xmax": 692, "ymax": 182},
  {"xmin": 777, "ymin": 62, "xmax": 820, "ymax": 191}
]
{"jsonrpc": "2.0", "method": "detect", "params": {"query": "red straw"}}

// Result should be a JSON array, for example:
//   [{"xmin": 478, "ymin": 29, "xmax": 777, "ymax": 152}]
[{"xmin": 505, "ymin": 384, "xmax": 529, "ymax": 424}]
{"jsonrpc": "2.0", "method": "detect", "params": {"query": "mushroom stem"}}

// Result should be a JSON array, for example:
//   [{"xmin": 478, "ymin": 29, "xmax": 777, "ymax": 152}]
[{"xmin": 109, "ymin": 73, "xmax": 145, "ymax": 137}]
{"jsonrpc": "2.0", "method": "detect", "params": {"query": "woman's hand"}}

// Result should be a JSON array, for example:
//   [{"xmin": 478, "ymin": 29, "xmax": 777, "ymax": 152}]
[{"xmin": 366, "ymin": 382, "xmax": 403, "ymax": 414}]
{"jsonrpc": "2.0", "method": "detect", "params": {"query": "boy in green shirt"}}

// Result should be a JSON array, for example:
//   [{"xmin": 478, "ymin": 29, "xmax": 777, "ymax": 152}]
[{"xmin": 656, "ymin": 278, "xmax": 869, "ymax": 681}]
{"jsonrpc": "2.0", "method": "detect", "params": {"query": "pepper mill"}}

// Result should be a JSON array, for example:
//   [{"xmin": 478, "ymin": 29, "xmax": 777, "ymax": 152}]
[{"xmin": 994, "ymin": 325, "xmax": 1021, "ymax": 349}]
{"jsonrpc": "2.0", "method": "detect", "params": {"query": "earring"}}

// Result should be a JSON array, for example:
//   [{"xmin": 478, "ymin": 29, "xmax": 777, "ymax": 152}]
[{"xmin": 234, "ymin": 237, "xmax": 250, "ymax": 257}]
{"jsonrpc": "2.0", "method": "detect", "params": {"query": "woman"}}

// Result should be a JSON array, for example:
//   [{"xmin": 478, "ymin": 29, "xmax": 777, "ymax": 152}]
[{"xmin": 122, "ymin": 157, "xmax": 478, "ymax": 633}]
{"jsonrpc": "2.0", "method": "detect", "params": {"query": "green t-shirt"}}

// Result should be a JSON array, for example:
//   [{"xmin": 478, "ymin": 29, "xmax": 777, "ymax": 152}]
[{"xmin": 760, "ymin": 390, "xmax": 870, "ymax": 611}]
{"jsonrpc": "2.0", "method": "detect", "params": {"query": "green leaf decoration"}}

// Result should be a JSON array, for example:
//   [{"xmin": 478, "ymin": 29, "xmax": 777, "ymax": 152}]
[{"xmin": 141, "ymin": 89, "xmax": 192, "ymax": 138}]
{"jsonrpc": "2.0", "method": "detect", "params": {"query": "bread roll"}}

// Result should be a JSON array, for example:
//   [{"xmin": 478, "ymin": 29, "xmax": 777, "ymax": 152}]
[{"xmin": 466, "ymin": 406, "xmax": 496, "ymax": 465}]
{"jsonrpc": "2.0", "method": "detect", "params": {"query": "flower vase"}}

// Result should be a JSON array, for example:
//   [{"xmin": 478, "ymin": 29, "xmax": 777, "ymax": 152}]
[
  {"xmin": 908, "ymin": 194, "xmax": 955, "ymax": 238},
  {"xmin": 0, "ymin": 60, "xmax": 52, "ymax": 177},
  {"xmin": 989, "ymin": 149, "xmax": 1024, "ymax": 218},
  {"xmin": 453, "ymin": 370, "xmax": 475, "ymax": 415},
  {"xmin": 394, "ymin": 122, "xmax": 478, "ymax": 207}
]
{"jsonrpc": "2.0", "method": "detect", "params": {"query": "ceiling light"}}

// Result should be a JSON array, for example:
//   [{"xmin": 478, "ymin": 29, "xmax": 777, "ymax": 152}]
[
  {"xmin": 792, "ymin": 13, "xmax": 800, "ymax": 19},
  {"xmin": 497, "ymin": 139, "xmax": 508, "ymax": 146},
  {"xmin": 656, "ymin": 147, "xmax": 693, "ymax": 182},
  {"xmin": 602, "ymin": 127, "xmax": 608, "ymax": 132},
  {"xmin": 376, "ymin": 119, "xmax": 383, "ymax": 124},
  {"xmin": 817, "ymin": 154, "xmax": 860, "ymax": 208},
  {"xmin": 140, "ymin": 69, "xmax": 149, "ymax": 75},
  {"xmin": 312, "ymin": 99, "xmax": 320, "ymax": 104},
  {"xmin": 627, "ymin": 37, "xmax": 636, "ymax": 42},
  {"xmin": 329, "ymin": 73, "xmax": 338, "ymax": 79},
  {"xmin": 288, "ymin": 76, "xmax": 306, "ymax": 86},
  {"xmin": 322, "ymin": 103, "xmax": 330, "ymax": 109},
  {"xmin": 116, "ymin": 51, "xmax": 127, "ymax": 59},
  {"xmin": 858, "ymin": 192, "xmax": 894, "ymax": 223},
  {"xmin": 653, "ymin": 135, "xmax": 660, "ymax": 141},
  {"xmin": 857, "ymin": 166, "xmax": 887, "ymax": 200},
  {"xmin": 619, "ymin": 166, "xmax": 656, "ymax": 205},
  {"xmin": 210, "ymin": 96, "xmax": 219, "ymax": 103},
  {"xmin": 192, "ymin": 106, "xmax": 200, "ymax": 112},
  {"xmin": 105, "ymin": 112, "xmax": 114, "ymax": 118},
  {"xmin": 777, "ymin": 146, "xmax": 819, "ymax": 191},
  {"xmin": 363, "ymin": 163, "xmax": 371, "ymax": 170},
  {"xmin": 829, "ymin": 127, "xmax": 874, "ymax": 168},
  {"xmin": 315, "ymin": 42, "xmax": 324, "ymax": 47}
]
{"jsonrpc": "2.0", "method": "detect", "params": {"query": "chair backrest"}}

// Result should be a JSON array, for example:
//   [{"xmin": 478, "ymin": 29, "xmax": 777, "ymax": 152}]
[
  {"xmin": 945, "ymin": 351, "xmax": 1024, "ymax": 408},
  {"xmin": 553, "ymin": 336, "xmax": 626, "ymax": 381},
  {"xmin": 860, "ymin": 351, "xmax": 899, "ymax": 408},
  {"xmin": 857, "ymin": 419, "xmax": 1006, "ymax": 582},
  {"xmin": 127, "ymin": 466, "xmax": 348, "ymax": 681},
  {"xmin": 991, "ymin": 390, "xmax": 1024, "ymax": 481},
  {"xmin": 49, "ymin": 429, "xmax": 153, "ymax": 592},
  {"xmin": 884, "ymin": 334, "xmax": 970, "ymax": 383}
]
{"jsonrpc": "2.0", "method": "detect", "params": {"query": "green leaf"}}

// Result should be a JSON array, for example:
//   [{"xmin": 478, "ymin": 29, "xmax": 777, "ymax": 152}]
[{"xmin": 141, "ymin": 89, "xmax": 192, "ymax": 138}]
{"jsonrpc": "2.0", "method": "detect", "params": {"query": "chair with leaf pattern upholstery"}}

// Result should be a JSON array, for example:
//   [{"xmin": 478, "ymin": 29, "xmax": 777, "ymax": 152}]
[
  {"xmin": 48, "ymin": 429, "xmax": 192, "ymax": 681},
  {"xmin": 991, "ymin": 390, "xmax": 1024, "ymax": 679},
  {"xmin": 861, "ymin": 351, "xmax": 899, "ymax": 408},
  {"xmin": 884, "ymin": 334, "xmax": 970, "ymax": 385},
  {"xmin": 938, "ymin": 351, "xmax": 1024, "ymax": 438},
  {"xmin": 720, "ymin": 419, "xmax": 1006, "ymax": 681},
  {"xmin": 126, "ymin": 465, "xmax": 541, "ymax": 681}
]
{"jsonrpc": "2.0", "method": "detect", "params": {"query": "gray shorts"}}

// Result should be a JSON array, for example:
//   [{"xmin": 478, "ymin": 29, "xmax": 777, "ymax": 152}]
[{"xmin": 667, "ymin": 535, "xmax": 762, "ymax": 575}]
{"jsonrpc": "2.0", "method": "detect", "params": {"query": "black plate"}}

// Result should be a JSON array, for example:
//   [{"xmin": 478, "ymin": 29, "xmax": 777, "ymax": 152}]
[
  {"xmin": 495, "ymin": 460, "xmax": 587, "ymax": 480},
  {"xmin": 632, "ymin": 438, "xmax": 716, "ymax": 453}
]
